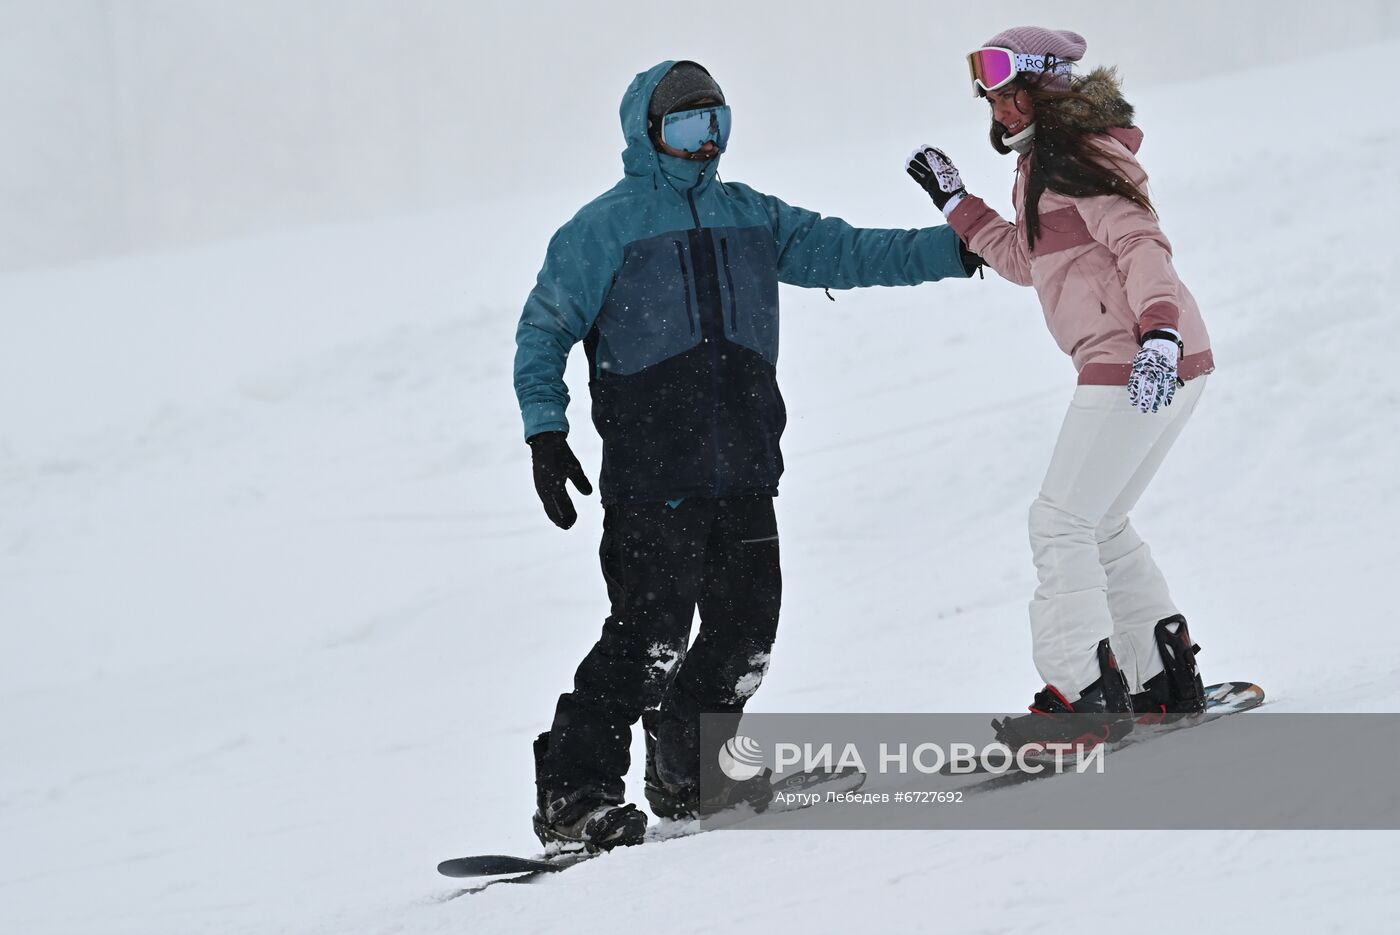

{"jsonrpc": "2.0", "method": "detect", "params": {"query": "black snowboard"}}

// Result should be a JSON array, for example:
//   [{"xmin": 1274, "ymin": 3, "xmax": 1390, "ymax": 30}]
[{"xmin": 438, "ymin": 765, "xmax": 865, "ymax": 886}]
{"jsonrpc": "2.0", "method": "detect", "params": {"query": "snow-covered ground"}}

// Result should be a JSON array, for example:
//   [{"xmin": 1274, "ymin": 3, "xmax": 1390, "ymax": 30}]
[{"xmin": 4, "ymin": 43, "xmax": 1399, "ymax": 934}]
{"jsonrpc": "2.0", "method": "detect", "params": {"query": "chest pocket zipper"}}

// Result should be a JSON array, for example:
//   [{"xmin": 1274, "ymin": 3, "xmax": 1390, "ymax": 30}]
[
  {"xmin": 720, "ymin": 237, "xmax": 738, "ymax": 331},
  {"xmin": 675, "ymin": 242, "xmax": 695, "ymax": 334}
]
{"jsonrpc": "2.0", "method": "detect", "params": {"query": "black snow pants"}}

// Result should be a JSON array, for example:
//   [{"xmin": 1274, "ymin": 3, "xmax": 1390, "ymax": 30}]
[{"xmin": 538, "ymin": 495, "xmax": 781, "ymax": 801}]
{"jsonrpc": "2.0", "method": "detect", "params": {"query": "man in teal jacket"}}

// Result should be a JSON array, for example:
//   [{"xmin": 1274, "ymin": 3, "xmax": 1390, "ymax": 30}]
[{"xmin": 516, "ymin": 59, "xmax": 978, "ymax": 850}]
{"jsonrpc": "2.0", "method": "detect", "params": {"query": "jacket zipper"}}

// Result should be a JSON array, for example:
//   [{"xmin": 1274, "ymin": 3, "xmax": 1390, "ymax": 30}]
[
  {"xmin": 720, "ymin": 237, "xmax": 738, "ymax": 332},
  {"xmin": 686, "ymin": 166, "xmax": 724, "ymax": 497},
  {"xmin": 675, "ymin": 242, "xmax": 695, "ymax": 335},
  {"xmin": 685, "ymin": 173, "xmax": 703, "ymax": 229}
]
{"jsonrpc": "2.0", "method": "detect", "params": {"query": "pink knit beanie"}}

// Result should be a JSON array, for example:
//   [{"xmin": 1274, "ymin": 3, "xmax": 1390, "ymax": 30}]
[{"xmin": 980, "ymin": 26, "xmax": 1086, "ymax": 89}]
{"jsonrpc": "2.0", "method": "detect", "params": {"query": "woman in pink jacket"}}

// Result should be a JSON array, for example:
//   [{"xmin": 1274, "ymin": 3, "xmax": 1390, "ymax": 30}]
[{"xmin": 906, "ymin": 26, "xmax": 1211, "ymax": 748}]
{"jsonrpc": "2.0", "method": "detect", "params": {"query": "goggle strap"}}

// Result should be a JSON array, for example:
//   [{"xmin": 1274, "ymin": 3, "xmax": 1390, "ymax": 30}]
[{"xmin": 1012, "ymin": 52, "xmax": 1074, "ymax": 78}]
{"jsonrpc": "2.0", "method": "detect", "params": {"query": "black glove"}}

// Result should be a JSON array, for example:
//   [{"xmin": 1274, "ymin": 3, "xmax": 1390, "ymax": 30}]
[
  {"xmin": 527, "ymin": 431, "xmax": 593, "ymax": 529},
  {"xmin": 906, "ymin": 145, "xmax": 967, "ymax": 212},
  {"xmin": 959, "ymin": 243, "xmax": 986, "ymax": 278}
]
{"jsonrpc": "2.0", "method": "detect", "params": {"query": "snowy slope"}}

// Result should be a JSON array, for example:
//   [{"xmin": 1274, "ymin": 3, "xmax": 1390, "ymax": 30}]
[{"xmin": 3, "ymin": 44, "xmax": 1400, "ymax": 934}]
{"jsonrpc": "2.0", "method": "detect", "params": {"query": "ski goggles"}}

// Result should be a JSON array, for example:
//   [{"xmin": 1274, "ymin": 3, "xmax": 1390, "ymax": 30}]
[
  {"xmin": 661, "ymin": 104, "xmax": 731, "ymax": 153},
  {"xmin": 966, "ymin": 47, "xmax": 1073, "ymax": 96}
]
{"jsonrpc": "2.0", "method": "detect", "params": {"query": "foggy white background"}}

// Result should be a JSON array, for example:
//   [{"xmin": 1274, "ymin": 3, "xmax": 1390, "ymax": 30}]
[
  {"xmin": 5, "ymin": 5, "xmax": 1400, "ymax": 932},
  {"xmin": 3, "ymin": 0, "xmax": 1398, "ymax": 271}
]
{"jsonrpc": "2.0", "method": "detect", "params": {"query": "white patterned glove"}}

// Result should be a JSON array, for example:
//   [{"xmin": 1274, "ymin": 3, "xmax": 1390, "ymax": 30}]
[
  {"xmin": 906, "ymin": 146, "xmax": 967, "ymax": 215},
  {"xmin": 1127, "ymin": 330, "xmax": 1183, "ymax": 413}
]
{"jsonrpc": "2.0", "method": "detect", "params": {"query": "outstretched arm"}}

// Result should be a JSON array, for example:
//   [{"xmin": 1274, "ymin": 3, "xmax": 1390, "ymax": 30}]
[
  {"xmin": 908, "ymin": 146, "xmax": 1032, "ymax": 286},
  {"xmin": 728, "ymin": 182, "xmax": 973, "ymax": 290}
]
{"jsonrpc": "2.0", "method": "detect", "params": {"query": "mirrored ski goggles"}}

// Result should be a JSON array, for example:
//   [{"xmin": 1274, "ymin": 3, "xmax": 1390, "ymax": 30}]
[
  {"xmin": 661, "ymin": 105, "xmax": 731, "ymax": 153},
  {"xmin": 966, "ymin": 47, "xmax": 1073, "ymax": 96}
]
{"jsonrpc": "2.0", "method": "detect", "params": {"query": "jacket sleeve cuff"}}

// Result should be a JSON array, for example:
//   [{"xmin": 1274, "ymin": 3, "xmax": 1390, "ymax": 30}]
[
  {"xmin": 521, "ymin": 401, "xmax": 569, "ymax": 441},
  {"xmin": 1139, "ymin": 301, "xmax": 1181, "ymax": 335},
  {"xmin": 946, "ymin": 195, "xmax": 998, "ymax": 242}
]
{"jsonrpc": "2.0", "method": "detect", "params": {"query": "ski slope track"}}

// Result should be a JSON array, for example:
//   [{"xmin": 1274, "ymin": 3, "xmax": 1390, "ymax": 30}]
[{"xmin": 3, "ymin": 44, "xmax": 1398, "ymax": 934}]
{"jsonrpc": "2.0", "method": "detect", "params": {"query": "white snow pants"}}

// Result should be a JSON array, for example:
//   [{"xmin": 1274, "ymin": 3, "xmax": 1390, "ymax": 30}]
[{"xmin": 1028, "ymin": 376, "xmax": 1206, "ymax": 699}]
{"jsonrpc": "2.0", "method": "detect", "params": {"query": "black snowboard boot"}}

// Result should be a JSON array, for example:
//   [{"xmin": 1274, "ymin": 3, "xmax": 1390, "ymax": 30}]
[
  {"xmin": 532, "ymin": 731, "xmax": 646, "ymax": 851},
  {"xmin": 642, "ymin": 709, "xmax": 774, "ymax": 820},
  {"xmin": 1132, "ymin": 614, "xmax": 1207, "ymax": 718},
  {"xmin": 992, "ymin": 638, "xmax": 1134, "ymax": 752},
  {"xmin": 642, "ymin": 709, "xmax": 686, "ymax": 819}
]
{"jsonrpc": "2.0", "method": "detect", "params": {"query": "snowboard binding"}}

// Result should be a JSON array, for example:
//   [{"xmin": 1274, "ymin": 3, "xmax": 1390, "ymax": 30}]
[{"xmin": 1132, "ymin": 614, "xmax": 1207, "ymax": 718}]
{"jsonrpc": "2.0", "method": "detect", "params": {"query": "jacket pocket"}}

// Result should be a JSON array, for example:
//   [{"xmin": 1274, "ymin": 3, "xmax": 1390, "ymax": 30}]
[
  {"xmin": 720, "ymin": 237, "xmax": 738, "ymax": 332},
  {"xmin": 713, "ymin": 225, "xmax": 779, "ymax": 366},
  {"xmin": 593, "ymin": 233, "xmax": 704, "ymax": 376},
  {"xmin": 675, "ymin": 241, "xmax": 696, "ymax": 335}
]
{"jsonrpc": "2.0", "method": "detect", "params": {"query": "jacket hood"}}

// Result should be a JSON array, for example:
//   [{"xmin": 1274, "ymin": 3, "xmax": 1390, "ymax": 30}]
[
  {"xmin": 998, "ymin": 66, "xmax": 1141, "ymax": 158},
  {"xmin": 1047, "ymin": 66, "xmax": 1137, "ymax": 135},
  {"xmin": 619, "ymin": 60, "xmax": 724, "ymax": 187}
]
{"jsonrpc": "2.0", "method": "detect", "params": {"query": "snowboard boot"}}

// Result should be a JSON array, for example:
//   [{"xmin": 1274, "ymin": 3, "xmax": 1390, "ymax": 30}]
[
  {"xmin": 642, "ymin": 709, "xmax": 774, "ymax": 820},
  {"xmin": 642, "ymin": 709, "xmax": 687, "ymax": 820},
  {"xmin": 532, "ymin": 731, "xmax": 646, "ymax": 851},
  {"xmin": 992, "ymin": 639, "xmax": 1134, "ymax": 753},
  {"xmin": 1132, "ymin": 614, "xmax": 1207, "ymax": 720}
]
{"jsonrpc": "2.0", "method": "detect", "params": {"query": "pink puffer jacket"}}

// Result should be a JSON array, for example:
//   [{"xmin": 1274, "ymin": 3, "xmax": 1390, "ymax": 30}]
[{"xmin": 947, "ymin": 127, "xmax": 1213, "ymax": 385}]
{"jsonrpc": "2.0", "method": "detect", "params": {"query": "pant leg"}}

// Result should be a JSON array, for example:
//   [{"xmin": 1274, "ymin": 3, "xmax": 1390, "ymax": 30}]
[
  {"xmin": 540, "ymin": 500, "xmax": 712, "ymax": 799},
  {"xmin": 1097, "ymin": 377, "xmax": 1206, "ymax": 690},
  {"xmin": 1028, "ymin": 380, "xmax": 1200, "ymax": 699},
  {"xmin": 653, "ymin": 496, "xmax": 782, "ymax": 787}
]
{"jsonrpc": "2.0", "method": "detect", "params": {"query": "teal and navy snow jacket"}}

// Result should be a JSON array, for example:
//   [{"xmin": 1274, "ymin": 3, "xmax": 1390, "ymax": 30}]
[{"xmin": 514, "ymin": 60, "xmax": 971, "ymax": 504}]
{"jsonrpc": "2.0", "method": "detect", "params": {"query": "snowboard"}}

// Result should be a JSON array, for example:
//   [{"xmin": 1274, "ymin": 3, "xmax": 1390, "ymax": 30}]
[
  {"xmin": 438, "ymin": 765, "xmax": 866, "ymax": 887},
  {"xmin": 945, "ymin": 680, "xmax": 1265, "ymax": 779}
]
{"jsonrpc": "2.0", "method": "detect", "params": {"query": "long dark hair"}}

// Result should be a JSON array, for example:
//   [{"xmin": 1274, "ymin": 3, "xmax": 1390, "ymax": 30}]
[{"xmin": 987, "ymin": 74, "xmax": 1155, "ymax": 251}]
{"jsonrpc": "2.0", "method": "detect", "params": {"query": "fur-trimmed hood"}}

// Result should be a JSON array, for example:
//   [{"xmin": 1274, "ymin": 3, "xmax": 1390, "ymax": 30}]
[
  {"xmin": 992, "ymin": 66, "xmax": 1140, "ymax": 156},
  {"xmin": 1044, "ymin": 66, "xmax": 1135, "ymax": 132}
]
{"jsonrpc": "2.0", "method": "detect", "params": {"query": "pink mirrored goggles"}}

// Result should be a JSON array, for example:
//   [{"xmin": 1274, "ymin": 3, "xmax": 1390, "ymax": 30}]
[{"xmin": 967, "ymin": 47, "xmax": 1073, "ymax": 96}]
